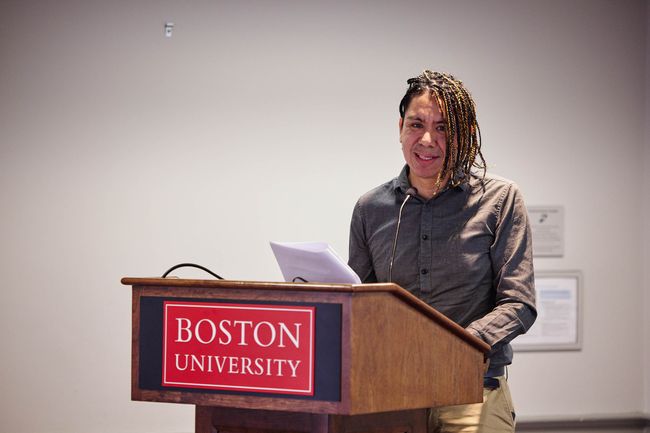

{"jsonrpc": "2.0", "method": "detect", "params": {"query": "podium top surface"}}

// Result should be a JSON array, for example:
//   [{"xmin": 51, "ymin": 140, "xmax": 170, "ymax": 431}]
[
  {"xmin": 123, "ymin": 277, "xmax": 362, "ymax": 291},
  {"xmin": 122, "ymin": 277, "xmax": 490, "ymax": 354}
]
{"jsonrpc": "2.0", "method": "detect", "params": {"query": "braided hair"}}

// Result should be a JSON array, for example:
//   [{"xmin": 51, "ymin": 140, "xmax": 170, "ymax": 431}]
[{"xmin": 399, "ymin": 70, "xmax": 486, "ymax": 187}]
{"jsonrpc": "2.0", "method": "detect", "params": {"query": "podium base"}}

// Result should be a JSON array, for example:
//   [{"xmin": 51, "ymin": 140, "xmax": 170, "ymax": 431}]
[{"xmin": 196, "ymin": 406, "xmax": 428, "ymax": 433}]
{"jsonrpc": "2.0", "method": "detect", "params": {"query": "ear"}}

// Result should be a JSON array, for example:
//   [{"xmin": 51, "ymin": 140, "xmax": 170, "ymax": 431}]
[{"xmin": 398, "ymin": 117, "xmax": 404, "ymax": 131}]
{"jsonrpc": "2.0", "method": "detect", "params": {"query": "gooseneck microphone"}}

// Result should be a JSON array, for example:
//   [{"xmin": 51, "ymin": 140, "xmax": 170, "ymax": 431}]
[{"xmin": 388, "ymin": 187, "xmax": 418, "ymax": 282}]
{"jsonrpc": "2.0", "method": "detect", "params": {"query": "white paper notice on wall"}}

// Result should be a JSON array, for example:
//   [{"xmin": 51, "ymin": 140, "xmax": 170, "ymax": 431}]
[
  {"xmin": 528, "ymin": 205, "xmax": 564, "ymax": 257},
  {"xmin": 512, "ymin": 271, "xmax": 581, "ymax": 351}
]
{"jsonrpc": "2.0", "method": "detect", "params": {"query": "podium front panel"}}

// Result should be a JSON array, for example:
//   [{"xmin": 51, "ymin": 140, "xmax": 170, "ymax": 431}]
[
  {"xmin": 124, "ymin": 278, "xmax": 488, "ymax": 415},
  {"xmin": 138, "ymin": 295, "xmax": 342, "ymax": 401}
]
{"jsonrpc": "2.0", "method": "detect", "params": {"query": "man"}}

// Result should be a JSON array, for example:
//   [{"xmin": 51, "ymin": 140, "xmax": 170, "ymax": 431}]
[{"xmin": 348, "ymin": 70, "xmax": 536, "ymax": 433}]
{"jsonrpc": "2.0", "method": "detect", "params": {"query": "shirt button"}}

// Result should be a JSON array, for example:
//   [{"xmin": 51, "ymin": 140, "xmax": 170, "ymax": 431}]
[
  {"xmin": 422, "ymin": 234, "xmax": 428, "ymax": 240},
  {"xmin": 421, "ymin": 268, "xmax": 428, "ymax": 275}
]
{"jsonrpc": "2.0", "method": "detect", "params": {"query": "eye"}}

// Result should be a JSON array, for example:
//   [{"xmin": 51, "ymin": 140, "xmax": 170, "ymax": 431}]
[
  {"xmin": 409, "ymin": 122, "xmax": 423, "ymax": 129},
  {"xmin": 435, "ymin": 124, "xmax": 446, "ymax": 133}
]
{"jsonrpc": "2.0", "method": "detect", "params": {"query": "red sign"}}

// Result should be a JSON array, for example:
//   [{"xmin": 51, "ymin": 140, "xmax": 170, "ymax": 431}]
[{"xmin": 162, "ymin": 301, "xmax": 315, "ymax": 395}]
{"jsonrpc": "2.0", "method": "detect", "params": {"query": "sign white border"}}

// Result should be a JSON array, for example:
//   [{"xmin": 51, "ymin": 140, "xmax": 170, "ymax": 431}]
[
  {"xmin": 512, "ymin": 271, "xmax": 582, "ymax": 352},
  {"xmin": 162, "ymin": 302, "xmax": 315, "ymax": 394}
]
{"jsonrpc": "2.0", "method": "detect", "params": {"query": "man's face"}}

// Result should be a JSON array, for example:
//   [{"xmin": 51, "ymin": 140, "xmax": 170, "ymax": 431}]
[{"xmin": 399, "ymin": 92, "xmax": 448, "ymax": 187}]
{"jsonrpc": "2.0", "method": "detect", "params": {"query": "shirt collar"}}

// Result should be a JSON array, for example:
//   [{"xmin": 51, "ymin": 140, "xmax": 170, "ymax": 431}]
[{"xmin": 394, "ymin": 164, "xmax": 470, "ymax": 196}]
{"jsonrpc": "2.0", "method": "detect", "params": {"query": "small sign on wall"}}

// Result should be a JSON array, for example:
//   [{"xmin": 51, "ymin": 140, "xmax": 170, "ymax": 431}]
[{"xmin": 529, "ymin": 206, "xmax": 564, "ymax": 257}]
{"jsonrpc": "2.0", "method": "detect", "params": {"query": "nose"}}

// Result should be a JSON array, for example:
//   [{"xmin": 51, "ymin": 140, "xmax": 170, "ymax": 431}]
[{"xmin": 420, "ymin": 130, "xmax": 433, "ymax": 146}]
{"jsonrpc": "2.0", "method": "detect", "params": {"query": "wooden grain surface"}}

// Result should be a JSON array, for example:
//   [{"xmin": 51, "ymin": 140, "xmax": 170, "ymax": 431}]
[
  {"xmin": 349, "ymin": 292, "xmax": 484, "ymax": 414},
  {"xmin": 196, "ymin": 406, "xmax": 427, "ymax": 433},
  {"xmin": 126, "ymin": 278, "xmax": 487, "ymax": 417},
  {"xmin": 122, "ymin": 278, "xmax": 489, "ymax": 353}
]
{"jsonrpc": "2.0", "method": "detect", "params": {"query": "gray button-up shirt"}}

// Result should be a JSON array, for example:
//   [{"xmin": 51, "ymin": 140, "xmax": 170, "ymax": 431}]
[{"xmin": 348, "ymin": 166, "xmax": 536, "ymax": 367}]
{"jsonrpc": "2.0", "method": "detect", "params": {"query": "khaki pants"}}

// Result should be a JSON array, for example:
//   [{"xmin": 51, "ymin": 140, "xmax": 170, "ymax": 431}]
[{"xmin": 428, "ymin": 377, "xmax": 515, "ymax": 433}]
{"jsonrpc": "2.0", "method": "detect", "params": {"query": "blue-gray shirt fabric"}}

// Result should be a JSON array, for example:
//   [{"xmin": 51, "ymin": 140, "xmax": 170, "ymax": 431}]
[{"xmin": 348, "ymin": 165, "xmax": 537, "ymax": 368}]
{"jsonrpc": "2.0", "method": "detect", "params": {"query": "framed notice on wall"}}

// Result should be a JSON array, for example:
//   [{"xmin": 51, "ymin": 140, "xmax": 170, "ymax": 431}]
[{"xmin": 512, "ymin": 271, "xmax": 582, "ymax": 352}]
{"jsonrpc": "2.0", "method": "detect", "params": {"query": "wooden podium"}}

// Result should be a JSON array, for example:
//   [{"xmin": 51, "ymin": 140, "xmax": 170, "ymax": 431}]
[{"xmin": 122, "ymin": 278, "xmax": 490, "ymax": 433}]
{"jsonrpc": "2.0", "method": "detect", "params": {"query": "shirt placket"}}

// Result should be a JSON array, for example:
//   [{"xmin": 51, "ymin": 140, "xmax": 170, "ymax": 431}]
[{"xmin": 419, "ymin": 200, "xmax": 433, "ymax": 292}]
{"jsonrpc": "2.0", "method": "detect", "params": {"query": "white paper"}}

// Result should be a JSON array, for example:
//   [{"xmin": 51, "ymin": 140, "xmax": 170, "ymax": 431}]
[{"xmin": 270, "ymin": 241, "xmax": 361, "ymax": 284}]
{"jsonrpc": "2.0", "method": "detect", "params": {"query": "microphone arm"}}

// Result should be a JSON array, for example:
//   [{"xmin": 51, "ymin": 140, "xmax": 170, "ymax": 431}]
[{"xmin": 388, "ymin": 187, "xmax": 417, "ymax": 282}]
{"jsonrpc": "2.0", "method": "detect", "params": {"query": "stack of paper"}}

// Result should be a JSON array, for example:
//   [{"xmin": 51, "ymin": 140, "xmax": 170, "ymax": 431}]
[{"xmin": 270, "ymin": 241, "xmax": 361, "ymax": 284}]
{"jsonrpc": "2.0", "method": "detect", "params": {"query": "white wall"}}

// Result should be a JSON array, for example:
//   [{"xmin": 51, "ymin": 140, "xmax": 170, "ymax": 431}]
[{"xmin": 0, "ymin": 1, "xmax": 647, "ymax": 432}]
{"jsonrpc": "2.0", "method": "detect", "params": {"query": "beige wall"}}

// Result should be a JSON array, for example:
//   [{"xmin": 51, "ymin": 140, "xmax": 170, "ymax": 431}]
[{"xmin": 0, "ymin": 1, "xmax": 648, "ymax": 432}]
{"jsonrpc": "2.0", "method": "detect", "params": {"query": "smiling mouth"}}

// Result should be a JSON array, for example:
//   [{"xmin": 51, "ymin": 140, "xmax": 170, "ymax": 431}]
[{"xmin": 415, "ymin": 152, "xmax": 437, "ymax": 161}]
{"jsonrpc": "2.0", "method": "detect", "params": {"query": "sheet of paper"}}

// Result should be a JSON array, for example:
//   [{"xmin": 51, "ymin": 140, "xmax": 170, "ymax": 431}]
[{"xmin": 270, "ymin": 241, "xmax": 361, "ymax": 284}]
